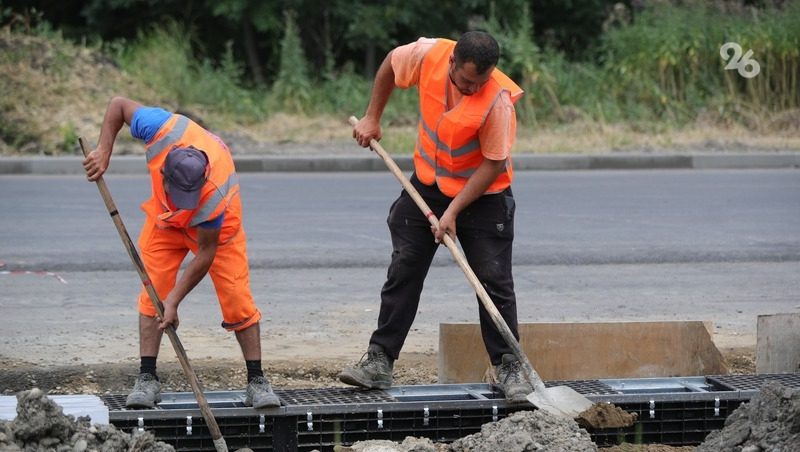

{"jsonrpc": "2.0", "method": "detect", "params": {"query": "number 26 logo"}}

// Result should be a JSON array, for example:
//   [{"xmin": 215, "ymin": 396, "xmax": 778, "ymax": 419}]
[{"xmin": 720, "ymin": 42, "xmax": 760, "ymax": 78}]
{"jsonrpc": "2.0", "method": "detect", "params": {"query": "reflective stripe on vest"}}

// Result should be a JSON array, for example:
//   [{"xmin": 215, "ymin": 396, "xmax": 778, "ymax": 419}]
[
  {"xmin": 419, "ymin": 116, "xmax": 481, "ymax": 158},
  {"xmin": 189, "ymin": 172, "xmax": 239, "ymax": 227},
  {"xmin": 415, "ymin": 39, "xmax": 522, "ymax": 197},
  {"xmin": 146, "ymin": 115, "xmax": 190, "ymax": 163},
  {"xmin": 141, "ymin": 114, "xmax": 243, "ymax": 243}
]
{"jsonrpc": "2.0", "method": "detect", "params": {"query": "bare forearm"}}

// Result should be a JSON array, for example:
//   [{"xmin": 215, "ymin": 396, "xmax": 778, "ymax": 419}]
[
  {"xmin": 165, "ymin": 228, "xmax": 219, "ymax": 307},
  {"xmin": 364, "ymin": 51, "xmax": 397, "ymax": 121},
  {"xmin": 168, "ymin": 252, "xmax": 214, "ymax": 306},
  {"xmin": 97, "ymin": 96, "xmax": 140, "ymax": 155}
]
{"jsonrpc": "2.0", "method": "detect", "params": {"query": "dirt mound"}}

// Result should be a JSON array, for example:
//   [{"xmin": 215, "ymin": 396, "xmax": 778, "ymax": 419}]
[
  {"xmin": 337, "ymin": 436, "xmax": 447, "ymax": 451},
  {"xmin": 697, "ymin": 381, "xmax": 800, "ymax": 452},
  {"xmin": 449, "ymin": 409, "xmax": 596, "ymax": 452},
  {"xmin": 0, "ymin": 388, "xmax": 174, "ymax": 451},
  {"xmin": 577, "ymin": 402, "xmax": 638, "ymax": 429},
  {"xmin": 344, "ymin": 410, "xmax": 595, "ymax": 451},
  {"xmin": 0, "ymin": 29, "xmax": 157, "ymax": 156}
]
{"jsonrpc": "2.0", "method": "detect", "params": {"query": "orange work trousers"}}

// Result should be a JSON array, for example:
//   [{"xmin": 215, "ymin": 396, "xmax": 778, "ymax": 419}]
[{"xmin": 136, "ymin": 216, "xmax": 261, "ymax": 332}]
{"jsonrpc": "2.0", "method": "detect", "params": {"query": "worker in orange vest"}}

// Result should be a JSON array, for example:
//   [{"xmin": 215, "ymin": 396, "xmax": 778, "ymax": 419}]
[
  {"xmin": 83, "ymin": 96, "xmax": 280, "ymax": 409},
  {"xmin": 341, "ymin": 31, "xmax": 532, "ymax": 402}
]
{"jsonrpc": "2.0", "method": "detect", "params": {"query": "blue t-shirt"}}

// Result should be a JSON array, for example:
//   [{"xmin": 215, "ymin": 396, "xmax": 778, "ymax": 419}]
[
  {"xmin": 132, "ymin": 107, "xmax": 223, "ymax": 229},
  {"xmin": 130, "ymin": 107, "xmax": 172, "ymax": 143}
]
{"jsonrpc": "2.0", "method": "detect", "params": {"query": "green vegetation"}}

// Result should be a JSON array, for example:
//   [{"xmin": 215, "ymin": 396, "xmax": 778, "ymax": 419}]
[
  {"xmin": 598, "ymin": 2, "xmax": 800, "ymax": 125},
  {"xmin": 0, "ymin": 1, "xmax": 798, "ymax": 155}
]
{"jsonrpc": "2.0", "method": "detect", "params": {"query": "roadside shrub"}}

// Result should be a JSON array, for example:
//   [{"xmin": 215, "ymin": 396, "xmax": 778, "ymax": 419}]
[{"xmin": 115, "ymin": 21, "xmax": 263, "ymax": 120}]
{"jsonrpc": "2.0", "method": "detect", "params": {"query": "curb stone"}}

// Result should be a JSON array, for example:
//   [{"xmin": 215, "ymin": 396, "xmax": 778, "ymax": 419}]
[{"xmin": 0, "ymin": 152, "xmax": 798, "ymax": 175}]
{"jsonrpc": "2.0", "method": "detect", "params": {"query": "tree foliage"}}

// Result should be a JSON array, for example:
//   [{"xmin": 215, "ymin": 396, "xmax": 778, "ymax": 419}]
[
  {"xmin": 3, "ymin": 0, "xmax": 797, "ymax": 128},
  {"xmin": 4, "ymin": 0, "xmax": 622, "ymax": 82}
]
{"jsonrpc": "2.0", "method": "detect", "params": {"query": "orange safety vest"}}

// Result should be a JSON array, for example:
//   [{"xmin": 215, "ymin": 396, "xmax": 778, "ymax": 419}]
[
  {"xmin": 140, "ymin": 114, "xmax": 242, "ymax": 244},
  {"xmin": 415, "ymin": 39, "xmax": 523, "ymax": 198}
]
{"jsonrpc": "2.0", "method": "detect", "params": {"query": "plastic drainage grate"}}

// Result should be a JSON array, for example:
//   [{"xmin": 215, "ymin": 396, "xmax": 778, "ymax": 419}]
[
  {"xmin": 276, "ymin": 387, "xmax": 396, "ymax": 405},
  {"xmin": 545, "ymin": 379, "xmax": 617, "ymax": 395},
  {"xmin": 101, "ymin": 394, "xmax": 128, "ymax": 411},
  {"xmin": 294, "ymin": 406, "xmax": 522, "ymax": 451},
  {"xmin": 591, "ymin": 399, "xmax": 739, "ymax": 447},
  {"xmin": 112, "ymin": 415, "xmax": 274, "ymax": 452},
  {"xmin": 706, "ymin": 373, "xmax": 800, "ymax": 391}
]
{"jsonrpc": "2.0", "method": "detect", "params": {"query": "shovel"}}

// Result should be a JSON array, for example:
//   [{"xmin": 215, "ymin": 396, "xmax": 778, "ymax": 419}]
[
  {"xmin": 348, "ymin": 116, "xmax": 594, "ymax": 418},
  {"xmin": 79, "ymin": 137, "xmax": 229, "ymax": 452}
]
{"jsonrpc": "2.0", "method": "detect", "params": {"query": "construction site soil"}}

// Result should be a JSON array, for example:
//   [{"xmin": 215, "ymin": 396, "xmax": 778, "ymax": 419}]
[
  {"xmin": 0, "ymin": 348, "xmax": 760, "ymax": 451},
  {"xmin": 0, "ymin": 348, "xmax": 756, "ymax": 397}
]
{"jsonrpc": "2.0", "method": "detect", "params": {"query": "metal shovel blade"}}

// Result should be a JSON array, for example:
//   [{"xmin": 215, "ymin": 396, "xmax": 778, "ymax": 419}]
[{"xmin": 527, "ymin": 385, "xmax": 595, "ymax": 419}]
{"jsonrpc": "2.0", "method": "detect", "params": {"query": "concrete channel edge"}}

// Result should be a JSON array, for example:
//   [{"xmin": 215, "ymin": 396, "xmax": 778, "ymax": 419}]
[{"xmin": 0, "ymin": 152, "xmax": 798, "ymax": 175}]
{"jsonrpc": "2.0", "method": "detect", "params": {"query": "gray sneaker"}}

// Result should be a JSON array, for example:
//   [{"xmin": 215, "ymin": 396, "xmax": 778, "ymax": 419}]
[
  {"xmin": 126, "ymin": 373, "xmax": 161, "ymax": 408},
  {"xmin": 245, "ymin": 376, "xmax": 280, "ymax": 408},
  {"xmin": 495, "ymin": 354, "xmax": 533, "ymax": 404},
  {"xmin": 338, "ymin": 344, "xmax": 394, "ymax": 389}
]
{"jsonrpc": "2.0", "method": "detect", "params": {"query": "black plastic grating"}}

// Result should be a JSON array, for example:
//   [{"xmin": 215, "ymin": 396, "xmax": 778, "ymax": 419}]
[
  {"xmin": 545, "ymin": 379, "xmax": 618, "ymax": 395},
  {"xmin": 706, "ymin": 373, "xmax": 800, "ymax": 391},
  {"xmin": 101, "ymin": 394, "xmax": 129, "ymax": 411},
  {"xmin": 590, "ymin": 399, "xmax": 740, "ymax": 447},
  {"xmin": 113, "ymin": 415, "xmax": 274, "ymax": 451},
  {"xmin": 276, "ymin": 387, "xmax": 396, "ymax": 405},
  {"xmin": 295, "ymin": 406, "xmax": 524, "ymax": 451}
]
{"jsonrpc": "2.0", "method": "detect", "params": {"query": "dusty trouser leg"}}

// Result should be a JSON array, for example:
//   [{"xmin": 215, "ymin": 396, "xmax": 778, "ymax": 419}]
[
  {"xmin": 339, "ymin": 191, "xmax": 440, "ymax": 389},
  {"xmin": 458, "ymin": 189, "xmax": 530, "ymax": 402},
  {"xmin": 456, "ymin": 188, "xmax": 518, "ymax": 366},
  {"xmin": 369, "ymin": 191, "xmax": 441, "ymax": 360}
]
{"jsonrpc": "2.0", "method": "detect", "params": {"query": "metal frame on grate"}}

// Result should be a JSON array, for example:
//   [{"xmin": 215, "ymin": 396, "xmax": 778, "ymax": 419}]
[{"xmin": 277, "ymin": 387, "xmax": 396, "ymax": 405}]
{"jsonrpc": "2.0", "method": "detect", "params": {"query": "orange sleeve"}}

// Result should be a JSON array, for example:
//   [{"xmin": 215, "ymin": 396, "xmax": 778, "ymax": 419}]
[
  {"xmin": 479, "ymin": 91, "xmax": 517, "ymax": 160},
  {"xmin": 390, "ymin": 38, "xmax": 437, "ymax": 89}
]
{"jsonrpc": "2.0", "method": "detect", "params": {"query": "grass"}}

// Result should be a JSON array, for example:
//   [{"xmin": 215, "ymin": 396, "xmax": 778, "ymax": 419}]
[{"xmin": 235, "ymin": 113, "xmax": 800, "ymax": 155}]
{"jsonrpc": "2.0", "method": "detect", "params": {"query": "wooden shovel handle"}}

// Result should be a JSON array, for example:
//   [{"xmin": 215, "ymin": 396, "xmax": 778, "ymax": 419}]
[
  {"xmin": 348, "ymin": 116, "xmax": 547, "ymax": 393},
  {"xmin": 78, "ymin": 137, "xmax": 228, "ymax": 452}
]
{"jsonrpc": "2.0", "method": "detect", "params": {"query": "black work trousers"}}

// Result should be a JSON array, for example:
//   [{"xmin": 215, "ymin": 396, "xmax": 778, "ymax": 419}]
[{"xmin": 369, "ymin": 174, "xmax": 519, "ymax": 366}]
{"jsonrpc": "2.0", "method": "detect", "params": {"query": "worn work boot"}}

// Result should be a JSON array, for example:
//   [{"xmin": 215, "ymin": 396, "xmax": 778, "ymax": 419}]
[
  {"xmin": 126, "ymin": 373, "xmax": 162, "ymax": 408},
  {"xmin": 245, "ymin": 376, "xmax": 281, "ymax": 409},
  {"xmin": 495, "ymin": 354, "xmax": 534, "ymax": 404},
  {"xmin": 338, "ymin": 344, "xmax": 394, "ymax": 389}
]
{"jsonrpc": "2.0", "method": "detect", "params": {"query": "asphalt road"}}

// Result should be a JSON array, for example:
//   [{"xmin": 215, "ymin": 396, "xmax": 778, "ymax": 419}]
[{"xmin": 1, "ymin": 169, "xmax": 798, "ymax": 365}]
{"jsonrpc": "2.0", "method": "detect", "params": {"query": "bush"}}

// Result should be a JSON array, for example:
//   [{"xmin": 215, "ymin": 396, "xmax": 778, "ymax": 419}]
[{"xmin": 115, "ymin": 21, "xmax": 264, "ymax": 121}]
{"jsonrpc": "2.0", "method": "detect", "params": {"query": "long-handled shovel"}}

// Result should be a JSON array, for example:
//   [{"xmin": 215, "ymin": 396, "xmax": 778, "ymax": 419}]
[
  {"xmin": 78, "ymin": 137, "xmax": 228, "ymax": 452},
  {"xmin": 348, "ymin": 117, "xmax": 594, "ymax": 418}
]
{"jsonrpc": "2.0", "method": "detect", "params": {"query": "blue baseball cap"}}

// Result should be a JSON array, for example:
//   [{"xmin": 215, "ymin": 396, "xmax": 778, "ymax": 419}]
[{"xmin": 162, "ymin": 147, "xmax": 208, "ymax": 209}]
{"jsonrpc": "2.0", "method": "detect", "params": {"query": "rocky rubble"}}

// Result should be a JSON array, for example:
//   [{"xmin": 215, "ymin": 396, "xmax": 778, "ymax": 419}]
[
  {"xmin": 342, "ymin": 410, "xmax": 596, "ymax": 452},
  {"xmin": 0, "ymin": 388, "xmax": 174, "ymax": 451},
  {"xmin": 696, "ymin": 381, "xmax": 800, "ymax": 452},
  {"xmin": 449, "ymin": 409, "xmax": 596, "ymax": 452}
]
